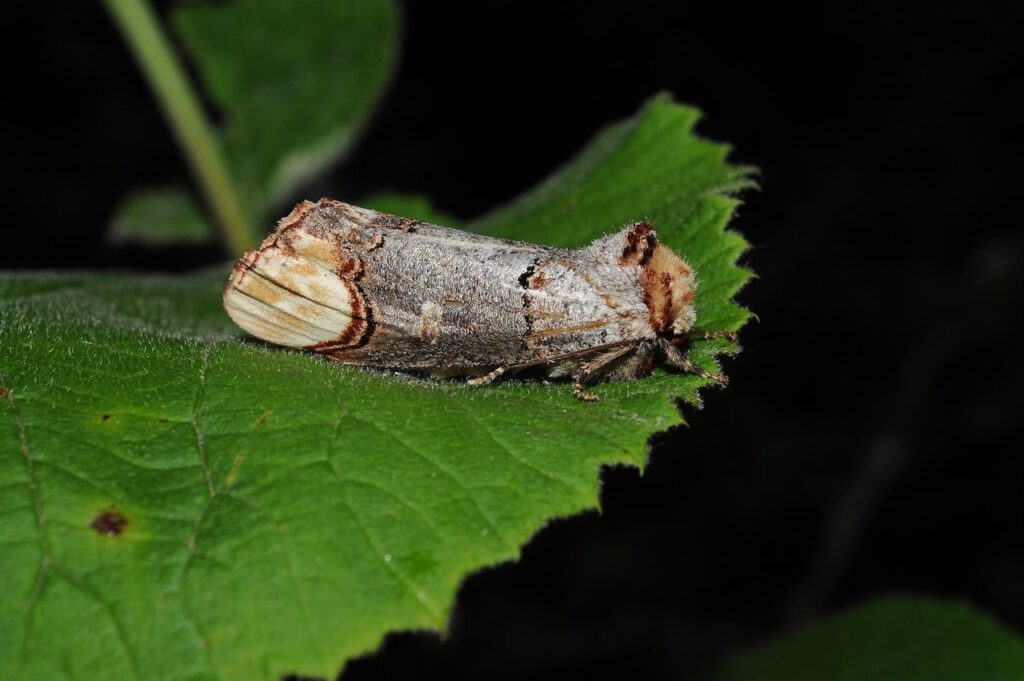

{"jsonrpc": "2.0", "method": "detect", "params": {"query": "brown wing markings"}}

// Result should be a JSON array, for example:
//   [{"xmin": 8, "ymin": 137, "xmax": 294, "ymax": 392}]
[
  {"xmin": 617, "ymin": 222, "xmax": 656, "ymax": 267},
  {"xmin": 518, "ymin": 258, "xmax": 541, "ymax": 354},
  {"xmin": 309, "ymin": 281, "xmax": 374, "ymax": 351},
  {"xmin": 525, "ymin": 319, "xmax": 609, "ymax": 341}
]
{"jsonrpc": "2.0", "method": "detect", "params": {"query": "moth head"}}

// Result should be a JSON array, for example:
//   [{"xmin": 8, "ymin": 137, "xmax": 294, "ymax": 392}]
[{"xmin": 616, "ymin": 222, "xmax": 697, "ymax": 337}]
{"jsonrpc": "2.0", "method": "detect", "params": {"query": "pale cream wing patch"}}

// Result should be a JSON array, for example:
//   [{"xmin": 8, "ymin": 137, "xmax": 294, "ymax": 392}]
[{"xmin": 223, "ymin": 229, "xmax": 368, "ymax": 350}]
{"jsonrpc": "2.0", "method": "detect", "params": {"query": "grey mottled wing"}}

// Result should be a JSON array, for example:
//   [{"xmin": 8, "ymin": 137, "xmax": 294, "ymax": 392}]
[{"xmin": 224, "ymin": 199, "xmax": 654, "ymax": 372}]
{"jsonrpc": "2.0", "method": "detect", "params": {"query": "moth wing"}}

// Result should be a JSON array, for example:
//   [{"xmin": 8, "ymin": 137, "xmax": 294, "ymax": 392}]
[
  {"xmin": 225, "ymin": 199, "xmax": 653, "ymax": 373},
  {"xmin": 346, "ymin": 231, "xmax": 650, "ymax": 370}
]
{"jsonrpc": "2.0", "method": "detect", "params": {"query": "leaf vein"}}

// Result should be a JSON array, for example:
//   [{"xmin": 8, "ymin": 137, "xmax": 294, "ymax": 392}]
[
  {"xmin": 454, "ymin": 399, "xmax": 590, "ymax": 499},
  {"xmin": 50, "ymin": 563, "xmax": 143, "ymax": 681},
  {"xmin": 0, "ymin": 373, "xmax": 52, "ymax": 660},
  {"xmin": 191, "ymin": 345, "xmax": 216, "ymax": 498},
  {"xmin": 324, "ymin": 460, "xmax": 444, "ymax": 624},
  {"xmin": 335, "ymin": 396, "xmax": 513, "ymax": 552}
]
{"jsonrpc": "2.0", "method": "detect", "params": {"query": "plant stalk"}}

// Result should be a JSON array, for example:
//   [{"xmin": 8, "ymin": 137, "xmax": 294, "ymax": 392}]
[{"xmin": 102, "ymin": 0, "xmax": 257, "ymax": 255}]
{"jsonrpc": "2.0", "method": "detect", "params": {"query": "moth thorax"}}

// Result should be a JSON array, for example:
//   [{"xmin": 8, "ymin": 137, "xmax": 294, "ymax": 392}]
[
  {"xmin": 613, "ymin": 222, "xmax": 697, "ymax": 337},
  {"xmin": 641, "ymin": 242, "xmax": 697, "ymax": 336}
]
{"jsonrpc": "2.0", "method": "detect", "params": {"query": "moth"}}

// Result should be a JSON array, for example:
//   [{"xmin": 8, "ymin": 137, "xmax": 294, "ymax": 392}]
[{"xmin": 223, "ymin": 199, "xmax": 735, "ymax": 401}]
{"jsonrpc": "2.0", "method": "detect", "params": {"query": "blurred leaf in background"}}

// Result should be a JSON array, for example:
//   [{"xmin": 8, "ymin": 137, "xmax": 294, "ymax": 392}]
[
  {"xmin": 107, "ymin": 0, "xmax": 397, "ymax": 248},
  {"xmin": 700, "ymin": 597, "xmax": 1024, "ymax": 681},
  {"xmin": 108, "ymin": 185, "xmax": 212, "ymax": 245}
]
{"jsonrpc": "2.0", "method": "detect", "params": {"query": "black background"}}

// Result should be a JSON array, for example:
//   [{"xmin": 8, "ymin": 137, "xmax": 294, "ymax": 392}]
[{"xmin": 7, "ymin": 1, "xmax": 1022, "ymax": 679}]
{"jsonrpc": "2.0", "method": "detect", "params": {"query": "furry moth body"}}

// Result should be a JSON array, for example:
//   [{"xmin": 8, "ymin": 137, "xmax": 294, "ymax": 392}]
[{"xmin": 223, "ymin": 198, "xmax": 731, "ymax": 400}]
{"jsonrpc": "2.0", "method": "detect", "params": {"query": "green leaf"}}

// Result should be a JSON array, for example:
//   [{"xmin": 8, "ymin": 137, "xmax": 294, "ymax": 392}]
[
  {"xmin": 108, "ymin": 186, "xmax": 215, "ymax": 245},
  {"xmin": 0, "ymin": 97, "xmax": 753, "ymax": 680},
  {"xmin": 172, "ymin": 0, "xmax": 398, "ymax": 211},
  {"xmin": 699, "ymin": 597, "xmax": 1024, "ymax": 681}
]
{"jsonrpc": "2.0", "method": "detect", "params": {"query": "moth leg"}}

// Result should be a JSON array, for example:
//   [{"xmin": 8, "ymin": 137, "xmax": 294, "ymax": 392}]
[
  {"xmin": 661, "ymin": 342, "xmax": 730, "ymax": 385},
  {"xmin": 572, "ymin": 382, "xmax": 600, "ymax": 402},
  {"xmin": 467, "ymin": 366, "xmax": 507, "ymax": 387},
  {"xmin": 571, "ymin": 346, "xmax": 636, "ymax": 402}
]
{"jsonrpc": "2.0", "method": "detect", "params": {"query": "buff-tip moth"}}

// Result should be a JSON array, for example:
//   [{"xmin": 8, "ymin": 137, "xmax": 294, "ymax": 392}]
[{"xmin": 223, "ymin": 199, "xmax": 736, "ymax": 401}]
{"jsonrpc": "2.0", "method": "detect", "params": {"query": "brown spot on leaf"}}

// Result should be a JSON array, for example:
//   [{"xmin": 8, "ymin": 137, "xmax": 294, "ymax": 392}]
[
  {"xmin": 0, "ymin": 387, "xmax": 9, "ymax": 400},
  {"xmin": 100, "ymin": 413, "xmax": 111, "ymax": 422},
  {"xmin": 252, "ymin": 411, "xmax": 272, "ymax": 429},
  {"xmin": 91, "ymin": 509, "xmax": 128, "ymax": 536}
]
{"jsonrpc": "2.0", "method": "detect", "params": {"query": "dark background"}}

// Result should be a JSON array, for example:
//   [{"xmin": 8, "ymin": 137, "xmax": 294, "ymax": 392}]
[{"xmin": 9, "ymin": 1, "xmax": 1022, "ymax": 678}]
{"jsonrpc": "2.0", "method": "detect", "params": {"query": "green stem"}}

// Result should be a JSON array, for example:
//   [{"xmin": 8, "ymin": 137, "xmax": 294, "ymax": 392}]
[{"xmin": 102, "ymin": 0, "xmax": 257, "ymax": 255}]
